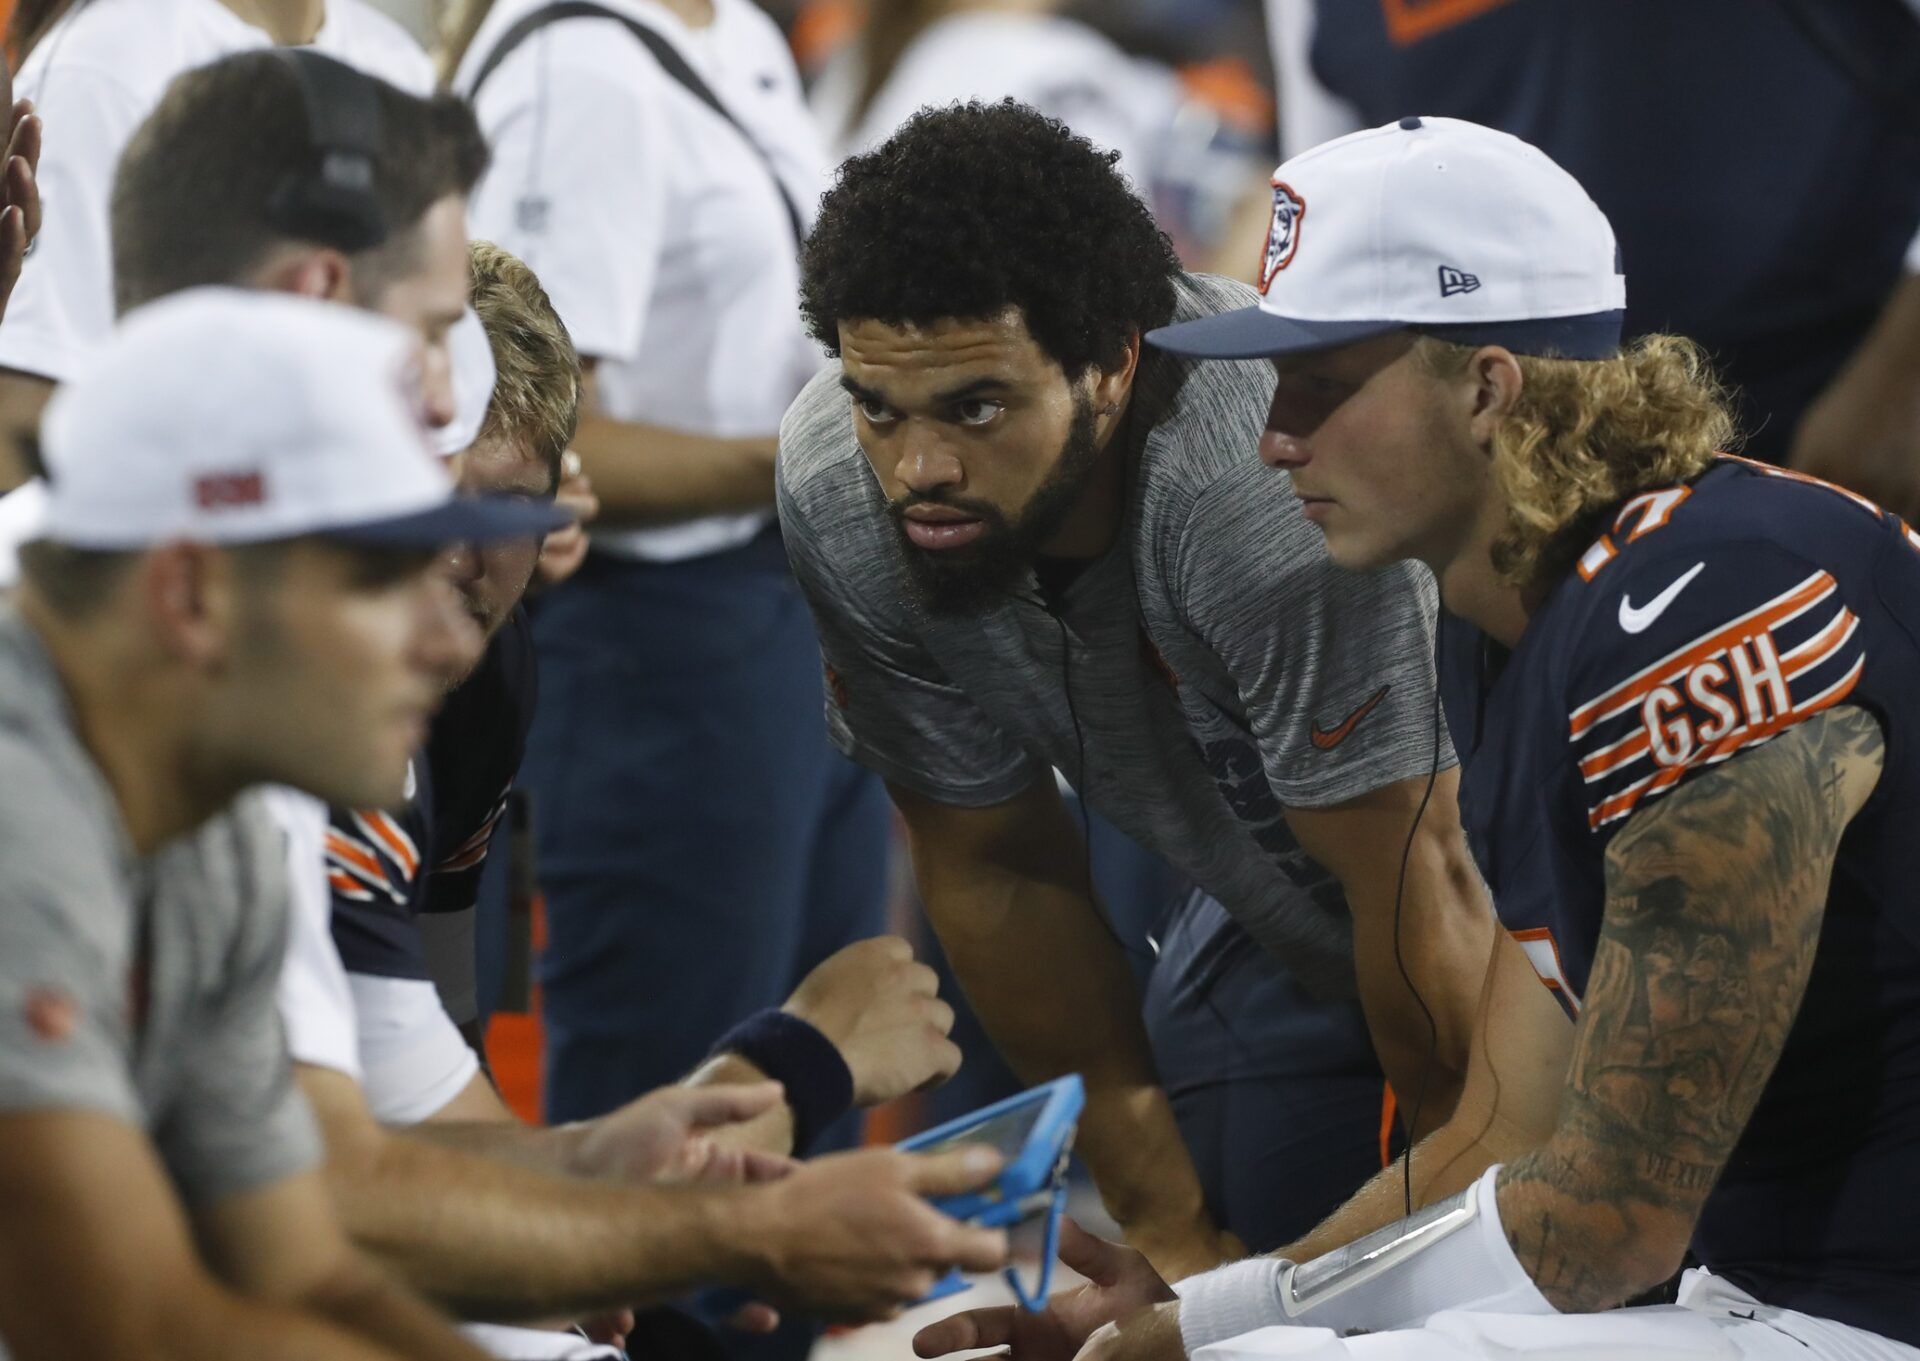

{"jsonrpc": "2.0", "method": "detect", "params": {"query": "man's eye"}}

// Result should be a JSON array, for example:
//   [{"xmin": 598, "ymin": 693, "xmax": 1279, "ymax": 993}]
[
  {"xmin": 954, "ymin": 399, "xmax": 1003, "ymax": 426},
  {"xmin": 855, "ymin": 398, "xmax": 896, "ymax": 425}
]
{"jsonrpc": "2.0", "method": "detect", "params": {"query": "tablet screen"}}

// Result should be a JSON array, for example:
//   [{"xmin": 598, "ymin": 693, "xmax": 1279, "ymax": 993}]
[{"xmin": 913, "ymin": 1099, "xmax": 1046, "ymax": 1161}]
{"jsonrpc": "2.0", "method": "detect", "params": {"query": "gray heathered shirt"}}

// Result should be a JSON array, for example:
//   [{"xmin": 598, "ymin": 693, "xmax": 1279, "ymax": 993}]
[
  {"xmin": 0, "ymin": 607, "xmax": 320, "ymax": 1250},
  {"xmin": 777, "ymin": 273, "xmax": 1455, "ymax": 997}
]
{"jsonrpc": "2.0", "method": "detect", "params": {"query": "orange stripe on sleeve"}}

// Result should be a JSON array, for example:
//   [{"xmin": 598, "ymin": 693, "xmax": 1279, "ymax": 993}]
[
  {"xmin": 355, "ymin": 811, "xmax": 421, "ymax": 879},
  {"xmin": 1569, "ymin": 572, "xmax": 1833, "ymax": 737}
]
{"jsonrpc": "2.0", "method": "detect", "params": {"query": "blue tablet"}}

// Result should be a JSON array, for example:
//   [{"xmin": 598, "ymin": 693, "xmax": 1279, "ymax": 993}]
[{"xmin": 898, "ymin": 1074, "xmax": 1084, "ymax": 1308}]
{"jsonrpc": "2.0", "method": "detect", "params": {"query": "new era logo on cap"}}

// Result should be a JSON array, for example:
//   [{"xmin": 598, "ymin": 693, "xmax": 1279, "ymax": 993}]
[
  {"xmin": 1258, "ymin": 181, "xmax": 1307, "ymax": 293},
  {"xmin": 1438, "ymin": 265, "xmax": 1480, "ymax": 297}
]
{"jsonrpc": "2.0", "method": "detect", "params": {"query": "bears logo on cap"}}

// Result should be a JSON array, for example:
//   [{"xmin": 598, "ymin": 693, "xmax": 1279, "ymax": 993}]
[{"xmin": 1258, "ymin": 181, "xmax": 1307, "ymax": 293}]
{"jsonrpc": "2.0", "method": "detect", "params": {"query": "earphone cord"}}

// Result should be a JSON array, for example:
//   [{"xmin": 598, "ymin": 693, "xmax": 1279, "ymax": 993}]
[
  {"xmin": 1057, "ymin": 608, "xmax": 1447, "ymax": 1221},
  {"xmin": 1391, "ymin": 679, "xmax": 1446, "ymax": 1217},
  {"xmin": 1054, "ymin": 612, "xmax": 1256, "ymax": 1047}
]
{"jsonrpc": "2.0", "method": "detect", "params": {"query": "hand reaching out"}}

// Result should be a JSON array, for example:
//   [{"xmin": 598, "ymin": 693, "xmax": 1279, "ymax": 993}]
[
  {"xmin": 536, "ymin": 454, "xmax": 598, "ymax": 587},
  {"xmin": 913, "ymin": 1217, "xmax": 1177, "ymax": 1361},
  {"xmin": 568, "ymin": 1080, "xmax": 793, "ymax": 1185},
  {"xmin": 783, "ymin": 936, "xmax": 962, "ymax": 1106},
  {"xmin": 0, "ymin": 67, "xmax": 44, "ymax": 325}
]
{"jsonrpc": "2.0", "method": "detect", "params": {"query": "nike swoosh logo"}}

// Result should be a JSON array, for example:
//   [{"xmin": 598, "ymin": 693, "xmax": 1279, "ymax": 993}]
[
  {"xmin": 1310, "ymin": 685, "xmax": 1391, "ymax": 751},
  {"xmin": 1618, "ymin": 561, "xmax": 1705, "ymax": 634}
]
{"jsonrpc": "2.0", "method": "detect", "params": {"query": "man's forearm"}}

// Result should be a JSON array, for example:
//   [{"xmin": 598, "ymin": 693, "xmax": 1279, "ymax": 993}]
[
  {"xmin": 686, "ymin": 1053, "xmax": 796, "ymax": 1156},
  {"xmin": 141, "ymin": 1274, "xmax": 484, "ymax": 1361},
  {"xmin": 1272, "ymin": 1117, "xmax": 1503, "ymax": 1265},
  {"xmin": 297, "ymin": 1256, "xmax": 496, "ymax": 1361},
  {"xmin": 403, "ymin": 1115, "xmax": 588, "ymax": 1176},
  {"xmin": 911, "ymin": 847, "xmax": 1220, "ymax": 1275},
  {"xmin": 573, "ymin": 413, "xmax": 776, "ymax": 524},
  {"xmin": 329, "ymin": 1125, "xmax": 749, "ymax": 1320}
]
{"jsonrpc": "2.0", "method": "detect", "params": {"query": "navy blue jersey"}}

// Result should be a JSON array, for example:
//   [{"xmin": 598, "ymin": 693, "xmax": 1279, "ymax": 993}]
[
  {"xmin": 328, "ymin": 610, "xmax": 539, "ymax": 980},
  {"xmin": 1438, "ymin": 459, "xmax": 1920, "ymax": 1343},
  {"xmin": 1306, "ymin": 0, "xmax": 1920, "ymax": 462}
]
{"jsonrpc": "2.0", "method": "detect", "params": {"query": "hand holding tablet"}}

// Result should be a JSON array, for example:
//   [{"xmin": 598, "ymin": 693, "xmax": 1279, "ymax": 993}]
[{"xmin": 897, "ymin": 1074, "xmax": 1085, "ymax": 1309}]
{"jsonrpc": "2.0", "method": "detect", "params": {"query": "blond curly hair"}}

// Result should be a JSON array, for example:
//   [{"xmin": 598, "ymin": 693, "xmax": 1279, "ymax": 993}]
[
  {"xmin": 469, "ymin": 240, "xmax": 582, "ymax": 488},
  {"xmin": 1414, "ymin": 334, "xmax": 1736, "ymax": 587}
]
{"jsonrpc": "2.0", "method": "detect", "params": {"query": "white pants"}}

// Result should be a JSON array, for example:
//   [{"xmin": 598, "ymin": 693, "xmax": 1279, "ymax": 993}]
[
  {"xmin": 461, "ymin": 1322, "xmax": 623, "ymax": 1360},
  {"xmin": 1193, "ymin": 1271, "xmax": 1919, "ymax": 1361}
]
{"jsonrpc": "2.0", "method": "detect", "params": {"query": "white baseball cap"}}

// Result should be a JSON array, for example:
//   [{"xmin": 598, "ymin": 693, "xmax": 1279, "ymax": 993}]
[
  {"xmin": 39, "ymin": 288, "xmax": 568, "ymax": 549},
  {"xmin": 1149, "ymin": 116, "xmax": 1626, "ymax": 359}
]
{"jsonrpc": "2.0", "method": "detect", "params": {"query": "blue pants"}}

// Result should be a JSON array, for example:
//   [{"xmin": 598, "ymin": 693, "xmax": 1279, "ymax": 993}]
[
  {"xmin": 1145, "ymin": 891, "xmax": 1393, "ymax": 1252},
  {"xmin": 519, "ymin": 538, "xmax": 891, "ymax": 1127}
]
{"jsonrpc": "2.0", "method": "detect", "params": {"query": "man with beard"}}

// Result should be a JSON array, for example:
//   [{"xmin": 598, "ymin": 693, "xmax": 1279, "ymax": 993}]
[{"xmin": 777, "ymin": 100, "xmax": 1564, "ymax": 1273}]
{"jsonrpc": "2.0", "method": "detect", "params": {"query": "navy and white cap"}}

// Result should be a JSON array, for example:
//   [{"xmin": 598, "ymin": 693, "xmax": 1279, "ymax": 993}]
[
  {"xmin": 39, "ymin": 288, "xmax": 568, "ymax": 550},
  {"xmin": 1149, "ymin": 116, "xmax": 1627, "ymax": 360}
]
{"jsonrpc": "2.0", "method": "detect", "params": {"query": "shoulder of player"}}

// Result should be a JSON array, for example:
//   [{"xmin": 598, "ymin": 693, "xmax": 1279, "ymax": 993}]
[
  {"xmin": 0, "ymin": 725, "xmax": 122, "ymax": 919},
  {"xmin": 1556, "ymin": 465, "xmax": 1873, "ymax": 637},
  {"xmin": 777, "ymin": 366, "xmax": 866, "ymax": 506},
  {"xmin": 460, "ymin": 0, "xmax": 701, "ymax": 105}
]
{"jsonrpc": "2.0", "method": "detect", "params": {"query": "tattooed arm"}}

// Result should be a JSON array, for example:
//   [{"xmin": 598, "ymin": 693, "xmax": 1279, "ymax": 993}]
[{"xmin": 1494, "ymin": 704, "xmax": 1886, "ymax": 1312}]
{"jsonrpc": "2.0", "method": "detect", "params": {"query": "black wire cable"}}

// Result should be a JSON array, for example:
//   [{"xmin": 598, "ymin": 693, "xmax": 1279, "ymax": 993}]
[
  {"xmin": 1389, "ymin": 680, "xmax": 1446, "ymax": 1217},
  {"xmin": 1056, "ymin": 599, "xmax": 1449, "ymax": 1224}
]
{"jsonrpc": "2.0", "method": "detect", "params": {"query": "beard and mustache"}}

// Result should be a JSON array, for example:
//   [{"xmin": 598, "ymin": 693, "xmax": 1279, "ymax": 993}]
[{"xmin": 888, "ymin": 394, "xmax": 1105, "ymax": 617}]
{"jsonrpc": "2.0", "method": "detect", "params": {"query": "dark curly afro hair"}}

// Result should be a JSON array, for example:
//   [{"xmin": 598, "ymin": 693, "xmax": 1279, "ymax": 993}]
[{"xmin": 800, "ymin": 100, "xmax": 1181, "ymax": 377}]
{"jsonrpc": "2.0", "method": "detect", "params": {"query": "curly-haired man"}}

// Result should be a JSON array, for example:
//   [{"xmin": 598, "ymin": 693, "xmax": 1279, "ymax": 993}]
[
  {"xmin": 778, "ymin": 100, "xmax": 1560, "ymax": 1273},
  {"xmin": 925, "ymin": 116, "xmax": 1920, "ymax": 1361}
]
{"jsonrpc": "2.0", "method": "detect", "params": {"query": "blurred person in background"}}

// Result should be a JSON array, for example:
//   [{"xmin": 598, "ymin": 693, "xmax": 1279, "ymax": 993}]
[
  {"xmin": 0, "ymin": 0, "xmax": 439, "ymax": 486},
  {"xmin": 809, "ymin": 0, "xmax": 1172, "ymax": 173},
  {"xmin": 443, "ymin": 2, "xmax": 894, "ymax": 1354},
  {"xmin": 807, "ymin": 0, "xmax": 1271, "ymax": 267},
  {"xmin": 1240, "ymin": 0, "xmax": 1920, "ymax": 511}
]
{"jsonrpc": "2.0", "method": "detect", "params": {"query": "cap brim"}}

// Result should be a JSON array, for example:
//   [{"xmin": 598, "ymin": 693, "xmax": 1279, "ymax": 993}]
[
  {"xmin": 325, "ymin": 493, "xmax": 572, "ymax": 548},
  {"xmin": 1146, "ymin": 306, "xmax": 1402, "ymax": 359}
]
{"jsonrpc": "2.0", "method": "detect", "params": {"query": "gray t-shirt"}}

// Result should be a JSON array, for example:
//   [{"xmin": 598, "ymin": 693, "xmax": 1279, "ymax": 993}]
[
  {"xmin": 0, "ymin": 607, "xmax": 320, "ymax": 1223},
  {"xmin": 778, "ymin": 273, "xmax": 1454, "ymax": 996}
]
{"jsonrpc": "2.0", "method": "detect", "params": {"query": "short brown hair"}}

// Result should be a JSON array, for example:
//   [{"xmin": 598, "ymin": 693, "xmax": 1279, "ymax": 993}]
[
  {"xmin": 111, "ymin": 52, "xmax": 489, "ymax": 314},
  {"xmin": 1414, "ymin": 334, "xmax": 1737, "ymax": 588},
  {"xmin": 468, "ymin": 240, "xmax": 581, "ymax": 491}
]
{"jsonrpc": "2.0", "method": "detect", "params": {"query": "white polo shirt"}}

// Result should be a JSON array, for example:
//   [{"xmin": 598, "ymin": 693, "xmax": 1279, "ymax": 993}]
[
  {"xmin": 456, "ymin": 0, "xmax": 829, "ymax": 562},
  {"xmin": 0, "ymin": 0, "xmax": 434, "ymax": 384},
  {"xmin": 810, "ymin": 11, "xmax": 1175, "ymax": 184}
]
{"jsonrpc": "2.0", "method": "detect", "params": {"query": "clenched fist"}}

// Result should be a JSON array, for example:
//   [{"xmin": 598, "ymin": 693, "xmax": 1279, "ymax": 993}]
[{"xmin": 783, "ymin": 936, "xmax": 961, "ymax": 1105}]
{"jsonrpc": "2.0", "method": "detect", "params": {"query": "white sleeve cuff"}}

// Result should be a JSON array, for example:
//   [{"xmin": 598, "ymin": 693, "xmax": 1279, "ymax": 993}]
[{"xmin": 1178, "ymin": 1257, "xmax": 1289, "ymax": 1356}]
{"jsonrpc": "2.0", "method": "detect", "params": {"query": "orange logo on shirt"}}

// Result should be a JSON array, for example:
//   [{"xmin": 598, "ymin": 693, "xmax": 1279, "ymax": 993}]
[
  {"xmin": 1380, "ymin": 0, "xmax": 1519, "ymax": 46},
  {"xmin": 24, "ymin": 987, "xmax": 76, "ymax": 1044},
  {"xmin": 824, "ymin": 661, "xmax": 851, "ymax": 711},
  {"xmin": 1310, "ymin": 685, "xmax": 1390, "ymax": 751}
]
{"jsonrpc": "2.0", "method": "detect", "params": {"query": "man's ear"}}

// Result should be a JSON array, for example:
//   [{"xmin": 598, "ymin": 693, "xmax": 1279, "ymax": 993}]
[
  {"xmin": 140, "ymin": 542, "xmax": 238, "ymax": 667},
  {"xmin": 250, "ymin": 246, "xmax": 352, "ymax": 303},
  {"xmin": 1089, "ymin": 332, "xmax": 1143, "ymax": 435},
  {"xmin": 1466, "ymin": 346, "xmax": 1525, "ymax": 450}
]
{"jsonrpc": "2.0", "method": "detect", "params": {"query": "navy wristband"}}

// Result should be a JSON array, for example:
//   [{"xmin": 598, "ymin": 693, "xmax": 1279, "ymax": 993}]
[{"xmin": 709, "ymin": 1010, "xmax": 853, "ymax": 1155}]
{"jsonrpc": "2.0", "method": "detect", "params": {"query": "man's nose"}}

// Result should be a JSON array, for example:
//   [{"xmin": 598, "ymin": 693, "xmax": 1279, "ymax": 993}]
[
  {"xmin": 896, "ymin": 428, "xmax": 964, "ymax": 494},
  {"xmin": 1259, "ymin": 426, "xmax": 1309, "ymax": 470},
  {"xmin": 439, "ymin": 540, "xmax": 481, "ymax": 587},
  {"xmin": 416, "ymin": 572, "xmax": 482, "ymax": 685},
  {"xmin": 419, "ymin": 343, "xmax": 458, "ymax": 431}
]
